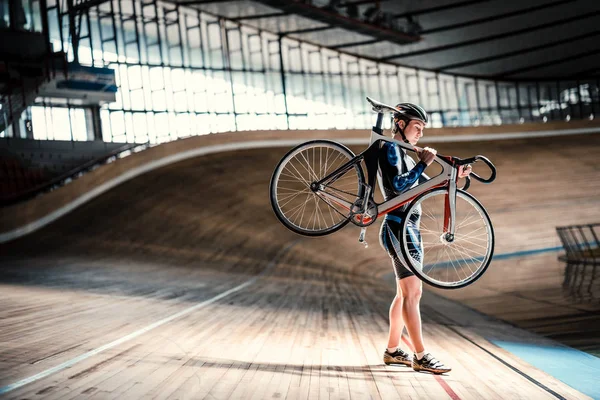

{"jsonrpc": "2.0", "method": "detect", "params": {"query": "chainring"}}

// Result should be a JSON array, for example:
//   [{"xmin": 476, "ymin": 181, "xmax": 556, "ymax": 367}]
[{"xmin": 349, "ymin": 198, "xmax": 378, "ymax": 227}]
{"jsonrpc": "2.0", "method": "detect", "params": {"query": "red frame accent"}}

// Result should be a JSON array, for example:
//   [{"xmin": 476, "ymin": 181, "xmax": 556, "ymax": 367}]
[{"xmin": 443, "ymin": 194, "xmax": 451, "ymax": 233}]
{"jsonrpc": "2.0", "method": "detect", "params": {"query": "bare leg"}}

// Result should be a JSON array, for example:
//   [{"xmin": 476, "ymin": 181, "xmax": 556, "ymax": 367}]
[
  {"xmin": 400, "ymin": 275, "xmax": 424, "ymax": 353},
  {"xmin": 386, "ymin": 281, "xmax": 404, "ymax": 349}
]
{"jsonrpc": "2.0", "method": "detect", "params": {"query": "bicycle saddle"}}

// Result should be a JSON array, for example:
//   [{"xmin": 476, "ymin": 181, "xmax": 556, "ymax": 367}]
[{"xmin": 366, "ymin": 97, "xmax": 398, "ymax": 114}]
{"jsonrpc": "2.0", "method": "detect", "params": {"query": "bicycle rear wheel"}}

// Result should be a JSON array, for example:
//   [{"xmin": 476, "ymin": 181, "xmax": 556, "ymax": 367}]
[
  {"xmin": 400, "ymin": 188, "xmax": 494, "ymax": 289},
  {"xmin": 270, "ymin": 140, "xmax": 365, "ymax": 236}
]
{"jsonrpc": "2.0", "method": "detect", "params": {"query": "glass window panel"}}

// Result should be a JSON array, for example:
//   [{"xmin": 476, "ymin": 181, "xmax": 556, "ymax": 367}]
[
  {"xmin": 477, "ymin": 81, "xmax": 490, "ymax": 111},
  {"xmin": 31, "ymin": 106, "xmax": 48, "ymax": 140},
  {"xmin": 124, "ymin": 112, "xmax": 135, "ymax": 142},
  {"xmin": 487, "ymin": 84, "xmax": 499, "ymax": 111},
  {"xmin": 70, "ymin": 108, "xmax": 87, "ymax": 141},
  {"xmin": 133, "ymin": 112, "xmax": 148, "ymax": 142},
  {"xmin": 465, "ymin": 82, "xmax": 477, "ymax": 111},
  {"xmin": 172, "ymin": 92, "xmax": 188, "ymax": 112},
  {"xmin": 101, "ymin": 109, "xmax": 112, "ymax": 141},
  {"xmin": 175, "ymin": 113, "xmax": 190, "ymax": 138},
  {"xmin": 308, "ymin": 50, "xmax": 322, "ymax": 73},
  {"xmin": 425, "ymin": 76, "xmax": 440, "ymax": 111},
  {"xmin": 110, "ymin": 111, "xmax": 125, "ymax": 138},
  {"xmin": 154, "ymin": 112, "xmax": 170, "ymax": 141}
]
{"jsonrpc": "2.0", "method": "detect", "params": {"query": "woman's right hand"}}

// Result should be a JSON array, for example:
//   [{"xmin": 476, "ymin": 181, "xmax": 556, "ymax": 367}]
[{"xmin": 417, "ymin": 147, "xmax": 437, "ymax": 166}]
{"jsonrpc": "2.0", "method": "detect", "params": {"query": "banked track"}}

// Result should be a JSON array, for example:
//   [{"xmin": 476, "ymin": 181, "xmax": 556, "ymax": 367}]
[{"xmin": 0, "ymin": 123, "xmax": 599, "ymax": 399}]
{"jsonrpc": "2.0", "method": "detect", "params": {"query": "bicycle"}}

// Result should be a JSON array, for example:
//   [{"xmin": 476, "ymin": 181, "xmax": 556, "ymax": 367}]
[{"xmin": 269, "ymin": 97, "xmax": 497, "ymax": 289}]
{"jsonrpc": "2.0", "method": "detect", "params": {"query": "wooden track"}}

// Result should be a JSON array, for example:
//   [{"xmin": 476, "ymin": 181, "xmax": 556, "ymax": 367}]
[{"xmin": 1, "ymin": 131, "xmax": 599, "ymax": 399}]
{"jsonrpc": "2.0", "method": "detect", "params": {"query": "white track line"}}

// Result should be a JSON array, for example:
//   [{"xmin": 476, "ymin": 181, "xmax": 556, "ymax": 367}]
[
  {"xmin": 1, "ymin": 126, "xmax": 598, "ymax": 243},
  {"xmin": 0, "ymin": 240, "xmax": 299, "ymax": 396}
]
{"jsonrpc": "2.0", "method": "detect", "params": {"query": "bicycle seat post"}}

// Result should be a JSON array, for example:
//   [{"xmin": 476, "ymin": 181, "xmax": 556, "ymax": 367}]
[{"xmin": 373, "ymin": 112, "xmax": 384, "ymax": 136}]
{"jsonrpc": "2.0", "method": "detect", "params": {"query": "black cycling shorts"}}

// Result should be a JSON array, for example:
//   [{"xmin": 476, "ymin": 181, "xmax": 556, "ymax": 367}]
[{"xmin": 379, "ymin": 217, "xmax": 423, "ymax": 280}]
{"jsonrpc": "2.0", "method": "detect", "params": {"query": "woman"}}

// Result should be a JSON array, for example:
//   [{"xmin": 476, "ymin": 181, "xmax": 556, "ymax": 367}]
[{"xmin": 379, "ymin": 103, "xmax": 471, "ymax": 374}]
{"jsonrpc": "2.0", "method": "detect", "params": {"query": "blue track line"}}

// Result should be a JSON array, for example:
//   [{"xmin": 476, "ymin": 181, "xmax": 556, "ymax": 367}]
[{"xmin": 423, "ymin": 245, "xmax": 564, "ymax": 269}]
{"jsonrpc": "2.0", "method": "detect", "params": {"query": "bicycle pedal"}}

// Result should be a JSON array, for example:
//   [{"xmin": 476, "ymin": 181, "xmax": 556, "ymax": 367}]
[{"xmin": 358, "ymin": 228, "xmax": 368, "ymax": 248}]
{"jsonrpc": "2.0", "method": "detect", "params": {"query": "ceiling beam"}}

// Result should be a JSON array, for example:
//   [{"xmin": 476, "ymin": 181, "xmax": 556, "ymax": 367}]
[
  {"xmin": 420, "ymin": 0, "xmax": 575, "ymax": 35},
  {"xmin": 392, "ymin": 0, "xmax": 491, "ymax": 19},
  {"xmin": 437, "ymin": 29, "xmax": 600, "ymax": 71},
  {"xmin": 70, "ymin": 0, "xmax": 111, "ymax": 13},
  {"xmin": 252, "ymin": 0, "xmax": 420, "ymax": 44},
  {"xmin": 280, "ymin": 25, "xmax": 333, "ymax": 36},
  {"xmin": 496, "ymin": 48, "xmax": 600, "ymax": 78},
  {"xmin": 330, "ymin": 39, "xmax": 379, "ymax": 49},
  {"xmin": 177, "ymin": 0, "xmax": 235, "ymax": 4},
  {"xmin": 380, "ymin": 10, "xmax": 600, "ymax": 61},
  {"xmin": 230, "ymin": 12, "xmax": 288, "ymax": 21},
  {"xmin": 337, "ymin": 0, "xmax": 393, "ymax": 8}
]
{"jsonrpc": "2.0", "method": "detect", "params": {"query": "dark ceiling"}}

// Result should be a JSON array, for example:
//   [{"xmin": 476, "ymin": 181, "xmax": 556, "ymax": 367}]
[{"xmin": 177, "ymin": 0, "xmax": 600, "ymax": 80}]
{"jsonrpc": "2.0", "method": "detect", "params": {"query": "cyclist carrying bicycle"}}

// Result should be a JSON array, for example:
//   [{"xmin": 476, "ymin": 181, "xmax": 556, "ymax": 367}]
[{"xmin": 380, "ymin": 103, "xmax": 472, "ymax": 374}]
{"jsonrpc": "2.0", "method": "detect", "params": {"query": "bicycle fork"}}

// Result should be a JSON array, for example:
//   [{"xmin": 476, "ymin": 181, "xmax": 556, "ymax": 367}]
[{"xmin": 443, "ymin": 176, "xmax": 458, "ymax": 241}]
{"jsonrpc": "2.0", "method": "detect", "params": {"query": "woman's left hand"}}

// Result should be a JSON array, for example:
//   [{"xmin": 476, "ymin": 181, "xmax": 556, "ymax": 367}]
[{"xmin": 458, "ymin": 164, "xmax": 472, "ymax": 178}]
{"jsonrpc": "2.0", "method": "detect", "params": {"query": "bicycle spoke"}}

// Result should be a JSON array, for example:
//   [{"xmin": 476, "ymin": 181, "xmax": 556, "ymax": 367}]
[
  {"xmin": 292, "ymin": 157, "xmax": 313, "ymax": 185},
  {"xmin": 297, "ymin": 192, "xmax": 314, "ymax": 228},
  {"xmin": 456, "ymin": 215, "xmax": 483, "ymax": 229},
  {"xmin": 322, "ymin": 184, "xmax": 360, "ymax": 198},
  {"xmin": 315, "ymin": 194, "xmax": 349, "ymax": 221},
  {"xmin": 459, "ymin": 225, "xmax": 487, "ymax": 238},
  {"xmin": 457, "ymin": 236, "xmax": 489, "ymax": 251},
  {"xmin": 299, "ymin": 151, "xmax": 319, "ymax": 182},
  {"xmin": 278, "ymin": 192, "xmax": 307, "ymax": 210},
  {"xmin": 446, "ymin": 247, "xmax": 461, "ymax": 282},
  {"xmin": 456, "ymin": 206, "xmax": 476, "ymax": 228},
  {"xmin": 418, "ymin": 227, "xmax": 443, "ymax": 235},
  {"xmin": 447, "ymin": 244, "xmax": 476, "ymax": 278},
  {"xmin": 452, "ymin": 241, "xmax": 486, "ymax": 260},
  {"xmin": 424, "ymin": 246, "xmax": 445, "ymax": 275},
  {"xmin": 289, "ymin": 194, "xmax": 312, "ymax": 223},
  {"xmin": 324, "ymin": 195, "xmax": 337, "ymax": 226},
  {"xmin": 323, "ymin": 147, "xmax": 330, "ymax": 178},
  {"xmin": 278, "ymin": 192, "xmax": 303, "ymax": 207},
  {"xmin": 278, "ymin": 186, "xmax": 311, "ymax": 196},
  {"xmin": 422, "ymin": 208, "xmax": 440, "ymax": 232},
  {"xmin": 284, "ymin": 162, "xmax": 311, "ymax": 187},
  {"xmin": 283, "ymin": 199, "xmax": 309, "ymax": 225},
  {"xmin": 278, "ymin": 192, "xmax": 308, "ymax": 209},
  {"xmin": 311, "ymin": 195, "xmax": 320, "ymax": 230},
  {"xmin": 316, "ymin": 198, "xmax": 328, "ymax": 229},
  {"xmin": 281, "ymin": 168, "xmax": 307, "ymax": 186}
]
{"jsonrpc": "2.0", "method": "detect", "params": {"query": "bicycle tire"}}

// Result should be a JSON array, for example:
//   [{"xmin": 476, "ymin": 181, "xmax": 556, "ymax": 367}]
[{"xmin": 270, "ymin": 140, "xmax": 365, "ymax": 237}]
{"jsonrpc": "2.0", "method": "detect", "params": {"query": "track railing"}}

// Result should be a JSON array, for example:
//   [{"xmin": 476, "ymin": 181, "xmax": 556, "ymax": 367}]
[{"xmin": 556, "ymin": 223, "xmax": 600, "ymax": 264}]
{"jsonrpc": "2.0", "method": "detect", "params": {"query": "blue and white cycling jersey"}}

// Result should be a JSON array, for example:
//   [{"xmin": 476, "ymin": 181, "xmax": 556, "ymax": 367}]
[{"xmin": 377, "ymin": 141, "xmax": 429, "ymax": 279}]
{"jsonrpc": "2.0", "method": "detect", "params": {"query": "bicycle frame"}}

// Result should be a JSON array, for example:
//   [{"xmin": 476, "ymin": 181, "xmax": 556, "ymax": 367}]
[{"xmin": 315, "ymin": 129, "xmax": 459, "ymax": 235}]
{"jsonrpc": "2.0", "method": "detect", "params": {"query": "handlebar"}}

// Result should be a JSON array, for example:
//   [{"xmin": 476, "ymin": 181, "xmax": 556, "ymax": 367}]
[
  {"xmin": 454, "ymin": 155, "xmax": 497, "ymax": 184},
  {"xmin": 408, "ymin": 146, "xmax": 497, "ymax": 186},
  {"xmin": 461, "ymin": 176, "xmax": 472, "ymax": 191}
]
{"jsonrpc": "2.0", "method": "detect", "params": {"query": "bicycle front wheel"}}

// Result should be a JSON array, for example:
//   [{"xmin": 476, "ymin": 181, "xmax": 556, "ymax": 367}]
[
  {"xmin": 400, "ymin": 188, "xmax": 494, "ymax": 289},
  {"xmin": 270, "ymin": 140, "xmax": 365, "ymax": 236}
]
